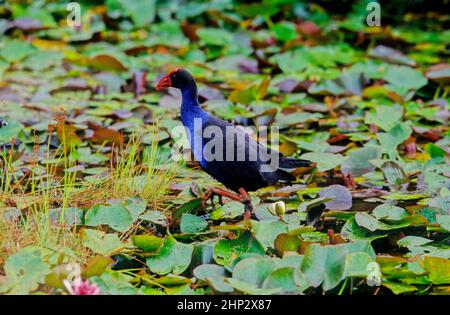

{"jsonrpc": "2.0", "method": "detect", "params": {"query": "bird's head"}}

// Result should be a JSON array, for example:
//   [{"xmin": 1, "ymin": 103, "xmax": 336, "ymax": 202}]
[{"xmin": 156, "ymin": 68, "xmax": 196, "ymax": 92}]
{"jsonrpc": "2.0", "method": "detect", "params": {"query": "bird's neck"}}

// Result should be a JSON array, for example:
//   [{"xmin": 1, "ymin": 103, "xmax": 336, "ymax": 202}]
[
  {"xmin": 180, "ymin": 87, "xmax": 206, "ymax": 128},
  {"xmin": 179, "ymin": 86, "xmax": 209, "ymax": 166}
]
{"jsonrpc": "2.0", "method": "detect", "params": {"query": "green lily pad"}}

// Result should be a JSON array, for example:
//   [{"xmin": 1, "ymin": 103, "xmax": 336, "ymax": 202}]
[
  {"xmin": 146, "ymin": 235, "xmax": 194, "ymax": 275},
  {"xmin": 300, "ymin": 241, "xmax": 375, "ymax": 291},
  {"xmin": 180, "ymin": 213, "xmax": 208, "ymax": 234},
  {"xmin": 0, "ymin": 39, "xmax": 36, "ymax": 63},
  {"xmin": 300, "ymin": 152, "xmax": 346, "ymax": 172},
  {"xmin": 437, "ymin": 215, "xmax": 450, "ymax": 232},
  {"xmin": 251, "ymin": 220, "xmax": 288, "ymax": 250},
  {"xmin": 372, "ymin": 204, "xmax": 408, "ymax": 221},
  {"xmin": 82, "ymin": 229, "xmax": 124, "ymax": 256},
  {"xmin": 384, "ymin": 65, "xmax": 428, "ymax": 91},
  {"xmin": 85, "ymin": 202, "xmax": 133, "ymax": 233},
  {"xmin": 398, "ymin": 236, "xmax": 432, "ymax": 247},
  {"xmin": 0, "ymin": 248, "xmax": 51, "ymax": 294},
  {"xmin": 132, "ymin": 234, "xmax": 163, "ymax": 252},
  {"xmin": 341, "ymin": 146, "xmax": 381, "ymax": 176},
  {"xmin": 213, "ymin": 231, "xmax": 265, "ymax": 266}
]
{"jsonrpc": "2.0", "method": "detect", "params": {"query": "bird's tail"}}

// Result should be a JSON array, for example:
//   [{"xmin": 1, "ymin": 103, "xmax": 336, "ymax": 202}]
[
  {"xmin": 279, "ymin": 157, "xmax": 311, "ymax": 169},
  {"xmin": 275, "ymin": 169, "xmax": 296, "ymax": 182}
]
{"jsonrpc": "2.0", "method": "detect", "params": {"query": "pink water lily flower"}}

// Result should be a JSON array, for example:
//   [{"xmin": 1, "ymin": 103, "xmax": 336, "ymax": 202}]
[{"xmin": 64, "ymin": 277, "xmax": 102, "ymax": 295}]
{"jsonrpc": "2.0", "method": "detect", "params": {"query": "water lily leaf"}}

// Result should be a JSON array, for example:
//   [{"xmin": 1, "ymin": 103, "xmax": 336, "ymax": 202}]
[
  {"xmin": 90, "ymin": 270, "xmax": 137, "ymax": 295},
  {"xmin": 190, "ymin": 243, "xmax": 215, "ymax": 269},
  {"xmin": 0, "ymin": 248, "xmax": 51, "ymax": 294},
  {"xmin": 0, "ymin": 59, "xmax": 8, "ymax": 76},
  {"xmin": 343, "ymin": 252, "xmax": 374, "ymax": 277},
  {"xmin": 272, "ymin": 22, "xmax": 297, "ymax": 42},
  {"xmin": 319, "ymin": 185, "xmax": 352, "ymax": 210},
  {"xmin": 193, "ymin": 264, "xmax": 227, "ymax": 280},
  {"xmin": 85, "ymin": 203, "xmax": 133, "ymax": 233},
  {"xmin": 341, "ymin": 217, "xmax": 389, "ymax": 241},
  {"xmin": 172, "ymin": 199, "xmax": 203, "ymax": 222},
  {"xmin": 11, "ymin": 5, "xmax": 56, "ymax": 27},
  {"xmin": 262, "ymin": 267, "xmax": 300, "ymax": 292},
  {"xmin": 420, "ymin": 256, "xmax": 450, "ymax": 285},
  {"xmin": 355, "ymin": 212, "xmax": 427, "ymax": 232},
  {"xmin": 382, "ymin": 281, "xmax": 417, "ymax": 295},
  {"xmin": 382, "ymin": 192, "xmax": 428, "ymax": 200},
  {"xmin": 154, "ymin": 275, "xmax": 191, "ymax": 287},
  {"xmin": 298, "ymin": 197, "xmax": 331, "ymax": 212},
  {"xmin": 425, "ymin": 63, "xmax": 450, "ymax": 82},
  {"xmin": 384, "ymin": 65, "xmax": 428, "ymax": 91},
  {"xmin": 0, "ymin": 39, "xmax": 36, "ymax": 63},
  {"xmin": 106, "ymin": 0, "xmax": 155, "ymax": 27},
  {"xmin": 341, "ymin": 146, "xmax": 381, "ymax": 176},
  {"xmin": 82, "ymin": 229, "xmax": 124, "ymax": 256},
  {"xmin": 180, "ymin": 213, "xmax": 208, "ymax": 233},
  {"xmin": 211, "ymin": 201, "xmax": 245, "ymax": 220},
  {"xmin": 274, "ymin": 234, "xmax": 302, "ymax": 257},
  {"xmin": 369, "ymin": 45, "xmax": 416, "ymax": 66},
  {"xmin": 437, "ymin": 215, "xmax": 450, "ymax": 232},
  {"xmin": 300, "ymin": 152, "xmax": 346, "ymax": 172},
  {"xmin": 372, "ymin": 203, "xmax": 408, "ymax": 221},
  {"xmin": 398, "ymin": 236, "xmax": 432, "ymax": 247},
  {"xmin": 355, "ymin": 212, "xmax": 390, "ymax": 232},
  {"xmin": 232, "ymin": 257, "xmax": 275, "ymax": 287},
  {"xmin": 132, "ymin": 234, "xmax": 163, "ymax": 252},
  {"xmin": 300, "ymin": 231, "xmax": 329, "ymax": 242},
  {"xmin": 365, "ymin": 105, "xmax": 403, "ymax": 132},
  {"xmin": 0, "ymin": 119, "xmax": 23, "ymax": 143},
  {"xmin": 193, "ymin": 264, "xmax": 233, "ymax": 293},
  {"xmin": 225, "ymin": 278, "xmax": 281, "ymax": 295},
  {"xmin": 425, "ymin": 143, "xmax": 446, "ymax": 163},
  {"xmin": 122, "ymin": 197, "xmax": 147, "ymax": 222},
  {"xmin": 380, "ymin": 161, "xmax": 409, "ymax": 188},
  {"xmin": 49, "ymin": 207, "xmax": 84, "ymax": 227},
  {"xmin": 146, "ymin": 235, "xmax": 193, "ymax": 275},
  {"xmin": 213, "ymin": 231, "xmax": 264, "ymax": 266},
  {"xmin": 271, "ymin": 45, "xmax": 354, "ymax": 74},
  {"xmin": 23, "ymin": 51, "xmax": 63, "ymax": 71},
  {"xmin": 197, "ymin": 28, "xmax": 233, "ymax": 46},
  {"xmin": 88, "ymin": 54, "xmax": 128, "ymax": 71},
  {"xmin": 308, "ymin": 70, "xmax": 365, "ymax": 96},
  {"xmin": 139, "ymin": 210, "xmax": 168, "ymax": 226},
  {"xmin": 276, "ymin": 112, "xmax": 323, "ymax": 126},
  {"xmin": 378, "ymin": 123, "xmax": 412, "ymax": 158},
  {"xmin": 83, "ymin": 256, "xmax": 114, "ymax": 278},
  {"xmin": 300, "ymin": 241, "xmax": 375, "ymax": 291},
  {"xmin": 251, "ymin": 220, "xmax": 288, "ymax": 250}
]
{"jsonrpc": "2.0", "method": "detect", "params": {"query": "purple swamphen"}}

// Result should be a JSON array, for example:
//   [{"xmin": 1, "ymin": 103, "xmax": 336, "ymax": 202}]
[{"xmin": 157, "ymin": 68, "xmax": 312, "ymax": 220}]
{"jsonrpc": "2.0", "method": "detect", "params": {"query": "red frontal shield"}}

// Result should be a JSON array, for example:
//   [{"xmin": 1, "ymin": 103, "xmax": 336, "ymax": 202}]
[{"xmin": 156, "ymin": 74, "xmax": 171, "ymax": 90}]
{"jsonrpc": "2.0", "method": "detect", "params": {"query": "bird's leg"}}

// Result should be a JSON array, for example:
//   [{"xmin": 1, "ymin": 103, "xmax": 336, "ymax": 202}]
[
  {"xmin": 201, "ymin": 189, "xmax": 214, "ymax": 208},
  {"xmin": 202, "ymin": 187, "xmax": 254, "ymax": 220},
  {"xmin": 238, "ymin": 187, "xmax": 254, "ymax": 220},
  {"xmin": 202, "ymin": 187, "xmax": 242, "ymax": 208}
]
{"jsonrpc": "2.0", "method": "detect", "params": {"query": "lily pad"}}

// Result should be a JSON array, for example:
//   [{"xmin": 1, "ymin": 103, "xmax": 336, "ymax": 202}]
[{"xmin": 146, "ymin": 235, "xmax": 194, "ymax": 275}]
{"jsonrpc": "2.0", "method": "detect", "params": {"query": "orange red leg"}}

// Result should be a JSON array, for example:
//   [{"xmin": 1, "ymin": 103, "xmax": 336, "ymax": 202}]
[{"xmin": 202, "ymin": 187, "xmax": 254, "ymax": 220}]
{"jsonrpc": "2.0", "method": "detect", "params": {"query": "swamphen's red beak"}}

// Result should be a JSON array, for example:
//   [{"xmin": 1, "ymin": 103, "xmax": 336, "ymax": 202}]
[{"xmin": 156, "ymin": 74, "xmax": 171, "ymax": 90}]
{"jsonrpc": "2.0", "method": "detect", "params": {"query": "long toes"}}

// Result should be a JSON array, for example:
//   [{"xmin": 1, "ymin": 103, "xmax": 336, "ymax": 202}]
[
  {"xmin": 243, "ymin": 202, "xmax": 255, "ymax": 220},
  {"xmin": 242, "ymin": 198, "xmax": 252, "ymax": 207}
]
